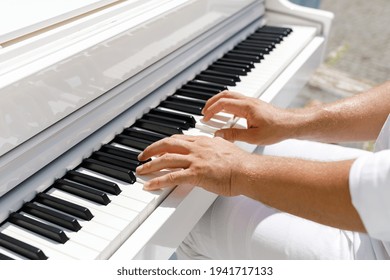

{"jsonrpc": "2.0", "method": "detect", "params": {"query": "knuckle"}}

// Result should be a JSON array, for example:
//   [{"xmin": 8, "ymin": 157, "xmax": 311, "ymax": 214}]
[
  {"xmin": 167, "ymin": 172, "xmax": 177, "ymax": 183},
  {"xmin": 140, "ymin": 161, "xmax": 151, "ymax": 170},
  {"xmin": 160, "ymin": 153, "xmax": 175, "ymax": 163},
  {"xmin": 220, "ymin": 90, "xmax": 229, "ymax": 96},
  {"xmin": 222, "ymin": 130, "xmax": 232, "ymax": 140}
]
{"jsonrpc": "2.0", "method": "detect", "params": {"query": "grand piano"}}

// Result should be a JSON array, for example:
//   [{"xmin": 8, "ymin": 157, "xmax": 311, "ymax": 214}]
[{"xmin": 0, "ymin": 0, "xmax": 333, "ymax": 260}]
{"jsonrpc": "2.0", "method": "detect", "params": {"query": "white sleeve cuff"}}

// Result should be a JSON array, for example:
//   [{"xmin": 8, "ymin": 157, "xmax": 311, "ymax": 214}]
[{"xmin": 349, "ymin": 150, "xmax": 390, "ymax": 241}]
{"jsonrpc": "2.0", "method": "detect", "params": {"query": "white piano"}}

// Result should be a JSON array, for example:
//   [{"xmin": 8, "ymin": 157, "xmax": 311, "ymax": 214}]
[{"xmin": 0, "ymin": 0, "xmax": 333, "ymax": 260}]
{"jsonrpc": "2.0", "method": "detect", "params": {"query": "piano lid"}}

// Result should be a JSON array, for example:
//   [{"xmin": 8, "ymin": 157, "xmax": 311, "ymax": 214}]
[
  {"xmin": 0, "ymin": 0, "xmax": 260, "ymax": 158},
  {"xmin": 0, "ymin": 0, "xmax": 123, "ymax": 45}
]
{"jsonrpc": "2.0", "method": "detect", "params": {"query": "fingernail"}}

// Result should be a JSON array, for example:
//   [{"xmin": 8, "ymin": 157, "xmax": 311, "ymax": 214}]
[
  {"xmin": 137, "ymin": 152, "xmax": 143, "ymax": 160},
  {"xmin": 143, "ymin": 182, "xmax": 150, "ymax": 190},
  {"xmin": 136, "ymin": 165, "xmax": 143, "ymax": 173}
]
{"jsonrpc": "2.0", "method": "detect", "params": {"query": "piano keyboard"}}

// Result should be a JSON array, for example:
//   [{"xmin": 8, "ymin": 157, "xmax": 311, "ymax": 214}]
[{"xmin": 0, "ymin": 25, "xmax": 314, "ymax": 260}]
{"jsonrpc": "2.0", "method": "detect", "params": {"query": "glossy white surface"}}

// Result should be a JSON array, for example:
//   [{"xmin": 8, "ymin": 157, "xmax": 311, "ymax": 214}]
[
  {"xmin": 0, "ymin": 0, "xmax": 255, "ymax": 158},
  {"xmin": 0, "ymin": 0, "xmax": 121, "ymax": 44}
]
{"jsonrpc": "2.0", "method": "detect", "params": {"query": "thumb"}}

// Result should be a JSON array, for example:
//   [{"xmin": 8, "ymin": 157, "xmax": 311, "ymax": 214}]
[{"xmin": 214, "ymin": 128, "xmax": 251, "ymax": 142}]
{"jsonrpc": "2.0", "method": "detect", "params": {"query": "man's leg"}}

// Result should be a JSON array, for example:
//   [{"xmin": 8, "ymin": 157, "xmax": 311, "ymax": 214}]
[{"xmin": 176, "ymin": 140, "xmax": 376, "ymax": 259}]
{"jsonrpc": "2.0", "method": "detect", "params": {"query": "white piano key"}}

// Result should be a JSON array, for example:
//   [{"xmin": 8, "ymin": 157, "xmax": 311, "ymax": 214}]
[
  {"xmin": 156, "ymin": 106, "xmax": 234, "ymax": 135},
  {"xmin": 19, "ymin": 211, "xmax": 110, "ymax": 259},
  {"xmin": 107, "ymin": 193, "xmax": 147, "ymax": 213},
  {"xmin": 34, "ymin": 200, "xmax": 129, "ymax": 232},
  {"xmin": 184, "ymin": 127, "xmax": 214, "ymax": 137},
  {"xmin": 48, "ymin": 188, "xmax": 140, "ymax": 225},
  {"xmin": 47, "ymin": 188, "xmax": 141, "ymax": 249},
  {"xmin": 228, "ymin": 26, "xmax": 316, "ymax": 99},
  {"xmin": 74, "ymin": 168, "xmax": 161, "ymax": 222},
  {"xmin": 78, "ymin": 168, "xmax": 161, "ymax": 204},
  {"xmin": 0, "ymin": 246, "xmax": 27, "ymax": 260},
  {"xmin": 0, "ymin": 224, "xmax": 78, "ymax": 260}
]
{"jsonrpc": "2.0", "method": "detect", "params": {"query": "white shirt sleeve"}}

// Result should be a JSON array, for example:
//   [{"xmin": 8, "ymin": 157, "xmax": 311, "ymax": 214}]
[{"xmin": 349, "ymin": 150, "xmax": 390, "ymax": 241}]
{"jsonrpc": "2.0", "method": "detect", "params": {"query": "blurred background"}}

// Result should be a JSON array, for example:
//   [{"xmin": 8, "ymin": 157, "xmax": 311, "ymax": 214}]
[{"xmin": 289, "ymin": 0, "xmax": 390, "ymax": 149}]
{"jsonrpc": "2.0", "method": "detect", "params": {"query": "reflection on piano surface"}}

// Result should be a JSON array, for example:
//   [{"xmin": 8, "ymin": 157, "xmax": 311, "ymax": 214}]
[{"xmin": 0, "ymin": 0, "xmax": 333, "ymax": 259}]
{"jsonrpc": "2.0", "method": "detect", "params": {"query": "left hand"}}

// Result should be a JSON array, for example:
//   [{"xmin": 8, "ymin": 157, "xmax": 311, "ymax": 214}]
[
  {"xmin": 202, "ymin": 91, "xmax": 295, "ymax": 145},
  {"xmin": 136, "ymin": 134, "xmax": 252, "ymax": 196}
]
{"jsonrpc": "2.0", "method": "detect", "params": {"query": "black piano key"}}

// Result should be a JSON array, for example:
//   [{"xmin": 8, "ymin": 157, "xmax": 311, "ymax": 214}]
[
  {"xmin": 175, "ymin": 89, "xmax": 215, "ymax": 101},
  {"xmin": 149, "ymin": 108, "xmax": 196, "ymax": 127},
  {"xmin": 230, "ymin": 49, "xmax": 264, "ymax": 56},
  {"xmin": 195, "ymin": 73, "xmax": 236, "ymax": 86},
  {"xmin": 181, "ymin": 84, "xmax": 222, "ymax": 94},
  {"xmin": 208, "ymin": 65, "xmax": 247, "ymax": 76},
  {"xmin": 8, "ymin": 212, "xmax": 69, "ymax": 244},
  {"xmin": 188, "ymin": 80, "xmax": 228, "ymax": 91},
  {"xmin": 122, "ymin": 127, "xmax": 167, "ymax": 142},
  {"xmin": 65, "ymin": 170, "xmax": 121, "ymax": 195},
  {"xmin": 201, "ymin": 70, "xmax": 241, "ymax": 82},
  {"xmin": 54, "ymin": 179, "xmax": 111, "ymax": 205},
  {"xmin": 217, "ymin": 58, "xmax": 255, "ymax": 69},
  {"xmin": 223, "ymin": 52, "xmax": 261, "ymax": 63},
  {"xmin": 251, "ymin": 32, "xmax": 285, "ymax": 41},
  {"xmin": 92, "ymin": 151, "xmax": 140, "ymax": 171},
  {"xmin": 238, "ymin": 41, "xmax": 276, "ymax": 49},
  {"xmin": 247, "ymin": 35, "xmax": 282, "ymax": 44},
  {"xmin": 0, "ymin": 252, "xmax": 13, "ymax": 260},
  {"xmin": 134, "ymin": 119, "xmax": 183, "ymax": 135},
  {"xmin": 241, "ymin": 37, "xmax": 277, "ymax": 45},
  {"xmin": 35, "ymin": 193, "xmax": 93, "ymax": 221},
  {"xmin": 248, "ymin": 31, "xmax": 285, "ymax": 42},
  {"xmin": 259, "ymin": 25, "xmax": 292, "ymax": 34},
  {"xmin": 166, "ymin": 95, "xmax": 206, "ymax": 107},
  {"xmin": 159, "ymin": 100, "xmax": 203, "ymax": 116},
  {"xmin": 0, "ymin": 232, "xmax": 48, "ymax": 260},
  {"xmin": 255, "ymin": 27, "xmax": 290, "ymax": 36},
  {"xmin": 114, "ymin": 134, "xmax": 153, "ymax": 150},
  {"xmin": 213, "ymin": 60, "xmax": 252, "ymax": 72},
  {"xmin": 234, "ymin": 45, "xmax": 271, "ymax": 54},
  {"xmin": 22, "ymin": 202, "xmax": 81, "ymax": 232},
  {"xmin": 82, "ymin": 158, "xmax": 136, "ymax": 184},
  {"xmin": 100, "ymin": 144, "xmax": 141, "ymax": 161},
  {"xmin": 143, "ymin": 113, "xmax": 191, "ymax": 130},
  {"xmin": 228, "ymin": 49, "xmax": 264, "ymax": 60}
]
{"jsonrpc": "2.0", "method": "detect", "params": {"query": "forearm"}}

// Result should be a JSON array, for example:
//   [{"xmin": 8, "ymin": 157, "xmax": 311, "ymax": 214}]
[
  {"xmin": 286, "ymin": 81, "xmax": 390, "ymax": 143},
  {"xmin": 234, "ymin": 155, "xmax": 365, "ymax": 232}
]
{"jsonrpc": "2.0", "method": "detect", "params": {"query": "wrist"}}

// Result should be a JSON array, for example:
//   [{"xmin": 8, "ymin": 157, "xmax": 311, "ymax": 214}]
[
  {"xmin": 283, "ymin": 107, "xmax": 320, "ymax": 140},
  {"xmin": 230, "ymin": 154, "xmax": 263, "ymax": 197}
]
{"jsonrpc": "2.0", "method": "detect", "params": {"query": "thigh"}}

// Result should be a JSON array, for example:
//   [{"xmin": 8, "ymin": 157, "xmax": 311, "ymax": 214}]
[
  {"xmin": 176, "ymin": 141, "xmax": 375, "ymax": 260},
  {"xmin": 256, "ymin": 139, "xmax": 371, "ymax": 161},
  {"xmin": 176, "ymin": 196, "xmax": 375, "ymax": 260}
]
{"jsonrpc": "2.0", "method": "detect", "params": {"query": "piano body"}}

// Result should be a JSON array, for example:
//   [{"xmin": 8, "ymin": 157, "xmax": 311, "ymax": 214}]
[{"xmin": 0, "ymin": 0, "xmax": 333, "ymax": 260}]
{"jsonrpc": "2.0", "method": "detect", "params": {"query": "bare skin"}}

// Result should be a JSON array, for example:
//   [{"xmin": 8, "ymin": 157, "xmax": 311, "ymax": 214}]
[{"xmin": 136, "ymin": 81, "xmax": 390, "ymax": 233}]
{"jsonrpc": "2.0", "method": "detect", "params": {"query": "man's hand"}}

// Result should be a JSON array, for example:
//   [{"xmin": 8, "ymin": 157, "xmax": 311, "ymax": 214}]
[
  {"xmin": 136, "ymin": 134, "xmax": 252, "ymax": 196},
  {"xmin": 202, "ymin": 91, "xmax": 295, "ymax": 145}
]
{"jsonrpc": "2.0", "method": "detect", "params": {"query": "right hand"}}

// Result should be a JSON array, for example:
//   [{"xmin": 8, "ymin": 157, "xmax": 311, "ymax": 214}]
[
  {"xmin": 202, "ymin": 91, "xmax": 295, "ymax": 145},
  {"xmin": 136, "ymin": 134, "xmax": 254, "ymax": 196}
]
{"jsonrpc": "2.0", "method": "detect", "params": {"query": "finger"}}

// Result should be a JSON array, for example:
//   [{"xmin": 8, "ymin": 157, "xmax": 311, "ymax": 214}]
[
  {"xmin": 143, "ymin": 169, "xmax": 195, "ymax": 191},
  {"xmin": 202, "ymin": 91, "xmax": 244, "ymax": 115},
  {"xmin": 203, "ymin": 98, "xmax": 250, "ymax": 121},
  {"xmin": 138, "ymin": 138, "xmax": 192, "ymax": 161},
  {"xmin": 214, "ymin": 127, "xmax": 256, "ymax": 143},
  {"xmin": 170, "ymin": 134, "xmax": 199, "ymax": 142},
  {"xmin": 136, "ymin": 154, "xmax": 190, "ymax": 175}
]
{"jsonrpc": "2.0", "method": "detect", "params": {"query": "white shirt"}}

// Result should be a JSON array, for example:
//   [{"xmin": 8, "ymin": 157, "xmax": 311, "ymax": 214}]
[{"xmin": 350, "ymin": 114, "xmax": 390, "ymax": 258}]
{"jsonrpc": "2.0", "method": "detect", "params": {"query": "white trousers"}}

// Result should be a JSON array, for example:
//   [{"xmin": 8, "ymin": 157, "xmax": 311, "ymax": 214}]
[{"xmin": 176, "ymin": 140, "xmax": 377, "ymax": 260}]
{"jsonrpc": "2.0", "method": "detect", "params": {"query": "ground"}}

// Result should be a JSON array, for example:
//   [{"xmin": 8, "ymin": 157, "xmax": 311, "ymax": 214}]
[{"xmin": 289, "ymin": 0, "xmax": 390, "ymax": 150}]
